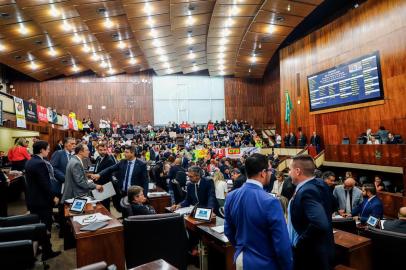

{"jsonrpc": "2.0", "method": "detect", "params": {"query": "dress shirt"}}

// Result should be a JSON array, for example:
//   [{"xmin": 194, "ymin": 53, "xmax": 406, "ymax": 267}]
[
  {"xmin": 288, "ymin": 177, "xmax": 314, "ymax": 247},
  {"xmin": 246, "ymin": 179, "xmax": 263, "ymax": 188},
  {"xmin": 123, "ymin": 160, "xmax": 135, "ymax": 192}
]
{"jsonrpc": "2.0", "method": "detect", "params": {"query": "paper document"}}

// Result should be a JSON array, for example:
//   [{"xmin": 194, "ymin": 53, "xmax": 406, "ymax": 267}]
[
  {"xmin": 73, "ymin": 213, "xmax": 112, "ymax": 225},
  {"xmin": 148, "ymin": 183, "xmax": 156, "ymax": 190},
  {"xmin": 91, "ymin": 182, "xmax": 116, "ymax": 201},
  {"xmin": 211, "ymin": 225, "xmax": 225, "ymax": 234},
  {"xmin": 65, "ymin": 196, "xmax": 100, "ymax": 204},
  {"xmin": 147, "ymin": 191, "xmax": 169, "ymax": 197},
  {"xmin": 175, "ymin": 206, "xmax": 194, "ymax": 215}
]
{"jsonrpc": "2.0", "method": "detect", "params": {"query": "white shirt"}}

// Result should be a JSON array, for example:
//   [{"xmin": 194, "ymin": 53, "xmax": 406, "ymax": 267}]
[
  {"xmin": 246, "ymin": 179, "xmax": 263, "ymax": 188},
  {"xmin": 214, "ymin": 180, "xmax": 228, "ymax": 200},
  {"xmin": 271, "ymin": 180, "xmax": 284, "ymax": 195}
]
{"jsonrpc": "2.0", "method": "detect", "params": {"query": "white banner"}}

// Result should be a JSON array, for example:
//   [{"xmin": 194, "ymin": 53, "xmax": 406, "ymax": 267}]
[{"xmin": 14, "ymin": 97, "xmax": 26, "ymax": 128}]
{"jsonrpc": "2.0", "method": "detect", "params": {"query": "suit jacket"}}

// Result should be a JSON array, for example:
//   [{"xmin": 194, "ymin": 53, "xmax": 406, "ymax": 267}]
[
  {"xmin": 298, "ymin": 135, "xmax": 307, "ymax": 147},
  {"xmin": 289, "ymin": 135, "xmax": 297, "ymax": 146},
  {"xmin": 225, "ymin": 182, "xmax": 293, "ymax": 270},
  {"xmin": 94, "ymin": 155, "xmax": 116, "ymax": 185},
  {"xmin": 291, "ymin": 178, "xmax": 334, "ymax": 270},
  {"xmin": 61, "ymin": 156, "xmax": 96, "ymax": 202},
  {"xmin": 130, "ymin": 203, "xmax": 156, "ymax": 215},
  {"xmin": 99, "ymin": 158, "xmax": 148, "ymax": 196},
  {"xmin": 310, "ymin": 135, "xmax": 321, "ymax": 146},
  {"xmin": 24, "ymin": 155, "xmax": 53, "ymax": 209},
  {"xmin": 333, "ymin": 185, "xmax": 363, "ymax": 212},
  {"xmin": 50, "ymin": 150, "xmax": 70, "ymax": 193},
  {"xmin": 180, "ymin": 178, "xmax": 217, "ymax": 209},
  {"xmin": 231, "ymin": 175, "xmax": 246, "ymax": 191},
  {"xmin": 383, "ymin": 219, "xmax": 406, "ymax": 234},
  {"xmin": 181, "ymin": 156, "xmax": 189, "ymax": 169},
  {"xmin": 351, "ymin": 196, "xmax": 383, "ymax": 224}
]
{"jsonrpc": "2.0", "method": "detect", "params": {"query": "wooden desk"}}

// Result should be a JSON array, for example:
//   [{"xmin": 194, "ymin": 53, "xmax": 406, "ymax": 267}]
[
  {"xmin": 184, "ymin": 215, "xmax": 235, "ymax": 270},
  {"xmin": 65, "ymin": 204, "xmax": 125, "ymax": 270},
  {"xmin": 334, "ymin": 229, "xmax": 371, "ymax": 270},
  {"xmin": 147, "ymin": 187, "xmax": 171, "ymax": 214},
  {"xmin": 129, "ymin": 259, "xmax": 177, "ymax": 270}
]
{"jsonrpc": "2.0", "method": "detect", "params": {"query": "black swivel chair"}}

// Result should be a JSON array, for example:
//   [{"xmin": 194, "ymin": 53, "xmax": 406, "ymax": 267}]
[
  {"xmin": 360, "ymin": 227, "xmax": 406, "ymax": 270},
  {"xmin": 124, "ymin": 213, "xmax": 188, "ymax": 270},
  {"xmin": 332, "ymin": 218, "xmax": 357, "ymax": 234}
]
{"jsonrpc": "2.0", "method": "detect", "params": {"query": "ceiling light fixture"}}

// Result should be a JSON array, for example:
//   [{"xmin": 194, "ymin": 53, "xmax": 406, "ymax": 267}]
[
  {"xmin": 268, "ymin": 25, "xmax": 275, "ymax": 34},
  {"xmin": 129, "ymin": 58, "xmax": 137, "ymax": 65},
  {"xmin": 156, "ymin": 47, "xmax": 165, "ymax": 54},
  {"xmin": 82, "ymin": 44, "xmax": 90, "ymax": 52},
  {"xmin": 108, "ymin": 68, "xmax": 114, "ymax": 74},
  {"xmin": 72, "ymin": 65, "xmax": 79, "ymax": 72},
  {"xmin": 186, "ymin": 15, "xmax": 194, "ymax": 26},
  {"xmin": 48, "ymin": 47, "xmax": 57, "ymax": 56},
  {"xmin": 150, "ymin": 29, "xmax": 158, "ymax": 38},
  {"xmin": 186, "ymin": 37, "xmax": 193, "ymax": 45},
  {"xmin": 30, "ymin": 61, "xmax": 38, "ymax": 70},
  {"xmin": 219, "ymin": 65, "xmax": 225, "ymax": 71},
  {"xmin": 91, "ymin": 53, "xmax": 99, "ymax": 61},
  {"xmin": 147, "ymin": 16, "xmax": 154, "ymax": 27},
  {"xmin": 219, "ymin": 46, "xmax": 226, "ymax": 52},
  {"xmin": 218, "ymin": 52, "xmax": 225, "ymax": 58},
  {"xmin": 118, "ymin": 41, "xmax": 126, "ymax": 49},
  {"xmin": 219, "ymin": 38, "xmax": 228, "ymax": 45},
  {"xmin": 152, "ymin": 39, "xmax": 162, "ymax": 47},
  {"xmin": 188, "ymin": 51, "xmax": 195, "ymax": 59},
  {"xmin": 159, "ymin": 55, "xmax": 168, "ymax": 62},
  {"xmin": 19, "ymin": 24, "xmax": 28, "ymax": 35},
  {"xmin": 219, "ymin": 70, "xmax": 225, "ymax": 76},
  {"xmin": 72, "ymin": 33, "xmax": 82, "ymax": 43},
  {"xmin": 49, "ymin": 5, "xmax": 60, "ymax": 17},
  {"xmin": 62, "ymin": 21, "xmax": 72, "ymax": 31},
  {"xmin": 230, "ymin": 6, "xmax": 239, "ymax": 16},
  {"xmin": 192, "ymin": 64, "xmax": 198, "ymax": 72},
  {"xmin": 218, "ymin": 59, "xmax": 225, "ymax": 65},
  {"xmin": 164, "ymin": 62, "xmax": 170, "ymax": 69},
  {"xmin": 144, "ymin": 2, "xmax": 153, "ymax": 15},
  {"xmin": 250, "ymin": 53, "xmax": 257, "ymax": 63},
  {"xmin": 104, "ymin": 18, "xmax": 114, "ymax": 28},
  {"xmin": 225, "ymin": 17, "xmax": 233, "ymax": 27},
  {"xmin": 0, "ymin": 43, "xmax": 5, "ymax": 51},
  {"xmin": 100, "ymin": 61, "xmax": 107, "ymax": 68},
  {"xmin": 167, "ymin": 68, "xmax": 173, "ymax": 74}
]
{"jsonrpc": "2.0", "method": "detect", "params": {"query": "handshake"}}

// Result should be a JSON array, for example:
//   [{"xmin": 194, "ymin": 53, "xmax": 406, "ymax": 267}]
[{"xmin": 87, "ymin": 174, "xmax": 103, "ymax": 192}]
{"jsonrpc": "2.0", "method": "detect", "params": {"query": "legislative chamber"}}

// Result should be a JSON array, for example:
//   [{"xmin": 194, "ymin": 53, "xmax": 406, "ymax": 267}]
[{"xmin": 0, "ymin": 0, "xmax": 405, "ymax": 269}]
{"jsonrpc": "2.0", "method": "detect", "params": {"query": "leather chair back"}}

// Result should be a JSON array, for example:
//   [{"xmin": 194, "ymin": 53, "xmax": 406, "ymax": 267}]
[
  {"xmin": 76, "ymin": 261, "xmax": 108, "ymax": 270},
  {"xmin": 124, "ymin": 213, "xmax": 188, "ymax": 270},
  {"xmin": 361, "ymin": 227, "xmax": 406, "ymax": 270},
  {"xmin": 332, "ymin": 218, "xmax": 357, "ymax": 234}
]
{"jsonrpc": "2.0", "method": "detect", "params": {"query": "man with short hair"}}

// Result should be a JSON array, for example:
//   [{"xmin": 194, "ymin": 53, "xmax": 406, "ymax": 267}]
[
  {"xmin": 225, "ymin": 153, "xmax": 292, "ymax": 270},
  {"xmin": 350, "ymin": 183, "xmax": 383, "ymax": 224},
  {"xmin": 230, "ymin": 168, "xmax": 246, "ymax": 190},
  {"xmin": 51, "ymin": 137, "xmax": 76, "ymax": 195},
  {"xmin": 288, "ymin": 155, "xmax": 334, "ymax": 270},
  {"xmin": 25, "ymin": 140, "xmax": 61, "ymax": 260},
  {"xmin": 93, "ymin": 143, "xmax": 116, "ymax": 210},
  {"xmin": 92, "ymin": 145, "xmax": 148, "ymax": 211},
  {"xmin": 127, "ymin": 185, "xmax": 156, "ymax": 215},
  {"xmin": 170, "ymin": 166, "xmax": 217, "ymax": 211},
  {"xmin": 61, "ymin": 144, "xmax": 103, "ymax": 202},
  {"xmin": 333, "ymin": 177, "xmax": 363, "ymax": 217},
  {"xmin": 382, "ymin": 207, "xmax": 406, "ymax": 234}
]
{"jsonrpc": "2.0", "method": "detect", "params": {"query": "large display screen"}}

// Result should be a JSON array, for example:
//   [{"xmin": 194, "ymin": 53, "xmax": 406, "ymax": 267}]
[{"xmin": 307, "ymin": 51, "xmax": 384, "ymax": 112}]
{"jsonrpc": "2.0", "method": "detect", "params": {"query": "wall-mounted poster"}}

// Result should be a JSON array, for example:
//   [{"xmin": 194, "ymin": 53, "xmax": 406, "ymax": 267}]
[
  {"xmin": 47, "ymin": 107, "xmax": 53, "ymax": 123},
  {"xmin": 23, "ymin": 100, "xmax": 38, "ymax": 123},
  {"xmin": 62, "ymin": 115, "xmax": 69, "ymax": 130},
  {"xmin": 14, "ymin": 97, "xmax": 26, "ymax": 128},
  {"xmin": 52, "ymin": 109, "xmax": 57, "ymax": 124},
  {"xmin": 37, "ymin": 105, "xmax": 48, "ymax": 122}
]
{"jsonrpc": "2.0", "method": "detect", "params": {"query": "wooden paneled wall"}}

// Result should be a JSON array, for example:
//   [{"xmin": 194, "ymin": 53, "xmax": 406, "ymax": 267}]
[
  {"xmin": 11, "ymin": 71, "xmax": 154, "ymax": 126},
  {"xmin": 224, "ymin": 55, "xmax": 280, "ymax": 129},
  {"xmin": 279, "ymin": 0, "xmax": 406, "ymax": 145}
]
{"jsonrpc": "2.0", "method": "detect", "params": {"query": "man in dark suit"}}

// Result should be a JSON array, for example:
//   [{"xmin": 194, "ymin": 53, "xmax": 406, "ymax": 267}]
[
  {"xmin": 128, "ymin": 185, "xmax": 156, "ymax": 215},
  {"xmin": 50, "ymin": 137, "xmax": 76, "ymax": 195},
  {"xmin": 289, "ymin": 132, "xmax": 297, "ymax": 147},
  {"xmin": 298, "ymin": 131, "xmax": 307, "ymax": 147},
  {"xmin": 310, "ymin": 131, "xmax": 322, "ymax": 154},
  {"xmin": 0, "ymin": 170, "xmax": 9, "ymax": 216},
  {"xmin": 25, "ymin": 140, "xmax": 61, "ymax": 260},
  {"xmin": 171, "ymin": 166, "xmax": 218, "ymax": 211},
  {"xmin": 288, "ymin": 155, "xmax": 334, "ymax": 270},
  {"xmin": 230, "ymin": 168, "xmax": 246, "ymax": 190},
  {"xmin": 92, "ymin": 145, "xmax": 148, "ymax": 212},
  {"xmin": 382, "ymin": 207, "xmax": 406, "ymax": 234},
  {"xmin": 93, "ymin": 143, "xmax": 116, "ymax": 210},
  {"xmin": 351, "ymin": 183, "xmax": 383, "ymax": 224}
]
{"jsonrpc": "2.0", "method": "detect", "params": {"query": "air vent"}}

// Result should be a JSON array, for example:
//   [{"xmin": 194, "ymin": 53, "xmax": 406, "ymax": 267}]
[
  {"xmin": 124, "ymin": 51, "xmax": 131, "ymax": 56},
  {"xmin": 0, "ymin": 13, "xmax": 10, "ymax": 18},
  {"xmin": 14, "ymin": 55, "xmax": 22, "ymax": 60},
  {"xmin": 97, "ymin": 7, "xmax": 107, "ymax": 14},
  {"xmin": 61, "ymin": 59, "xmax": 68, "ymax": 64},
  {"xmin": 275, "ymin": 15, "xmax": 285, "ymax": 22},
  {"xmin": 188, "ymin": 4, "xmax": 195, "ymax": 11},
  {"xmin": 34, "ymin": 40, "xmax": 43, "ymax": 45},
  {"xmin": 111, "ymin": 33, "xmax": 119, "ymax": 39}
]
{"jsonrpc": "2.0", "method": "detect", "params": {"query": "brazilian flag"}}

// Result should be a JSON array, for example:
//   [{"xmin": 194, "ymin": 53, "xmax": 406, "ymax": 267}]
[{"xmin": 285, "ymin": 91, "xmax": 293, "ymax": 125}]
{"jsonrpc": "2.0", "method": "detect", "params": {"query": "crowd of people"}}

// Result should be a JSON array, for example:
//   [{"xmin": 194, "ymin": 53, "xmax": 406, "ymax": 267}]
[
  {"xmin": 359, "ymin": 127, "xmax": 403, "ymax": 144},
  {"xmin": 1, "ymin": 119, "xmax": 405, "ymax": 269}
]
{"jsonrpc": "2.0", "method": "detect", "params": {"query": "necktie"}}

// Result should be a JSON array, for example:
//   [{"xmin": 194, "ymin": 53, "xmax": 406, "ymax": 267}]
[
  {"xmin": 194, "ymin": 183, "xmax": 199, "ymax": 205},
  {"xmin": 345, "ymin": 190, "xmax": 352, "ymax": 214},
  {"xmin": 95, "ymin": 158, "xmax": 102, "ymax": 172},
  {"xmin": 123, "ymin": 161, "xmax": 132, "ymax": 192}
]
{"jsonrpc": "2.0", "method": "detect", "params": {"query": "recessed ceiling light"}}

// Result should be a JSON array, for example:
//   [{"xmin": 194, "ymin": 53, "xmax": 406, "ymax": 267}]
[
  {"xmin": 152, "ymin": 39, "xmax": 161, "ymax": 47},
  {"xmin": 186, "ymin": 37, "xmax": 193, "ymax": 45},
  {"xmin": 48, "ymin": 48, "xmax": 57, "ymax": 56},
  {"xmin": 287, "ymin": 4, "xmax": 291, "ymax": 11},
  {"xmin": 249, "ymin": 68, "xmax": 251, "ymax": 73},
  {"xmin": 192, "ymin": 65, "xmax": 198, "ymax": 71},
  {"xmin": 156, "ymin": 47, "xmax": 165, "ymax": 54},
  {"xmin": 100, "ymin": 61, "xmax": 107, "ymax": 68},
  {"xmin": 186, "ymin": 15, "xmax": 194, "ymax": 26},
  {"xmin": 104, "ymin": 18, "xmax": 114, "ymax": 28},
  {"xmin": 218, "ymin": 59, "xmax": 225, "ymax": 65},
  {"xmin": 219, "ymin": 65, "xmax": 225, "ymax": 71},
  {"xmin": 72, "ymin": 65, "xmax": 79, "ymax": 72},
  {"xmin": 91, "ymin": 53, "xmax": 99, "ymax": 61},
  {"xmin": 218, "ymin": 52, "xmax": 225, "ymax": 58},
  {"xmin": 117, "ymin": 41, "xmax": 126, "ymax": 49},
  {"xmin": 129, "ymin": 58, "xmax": 137, "ymax": 65},
  {"xmin": 219, "ymin": 46, "xmax": 226, "ymax": 52},
  {"xmin": 49, "ymin": 5, "xmax": 60, "ymax": 17},
  {"xmin": 144, "ymin": 3, "xmax": 153, "ymax": 15},
  {"xmin": 82, "ymin": 44, "xmax": 90, "ymax": 52},
  {"xmin": 150, "ymin": 29, "xmax": 158, "ymax": 38},
  {"xmin": 219, "ymin": 38, "xmax": 228, "ymax": 45},
  {"xmin": 164, "ymin": 62, "xmax": 170, "ymax": 68},
  {"xmin": 18, "ymin": 24, "xmax": 28, "ymax": 35},
  {"xmin": 267, "ymin": 25, "xmax": 275, "ymax": 34},
  {"xmin": 250, "ymin": 54, "xmax": 257, "ymax": 63},
  {"xmin": 225, "ymin": 18, "xmax": 233, "ymax": 27},
  {"xmin": 62, "ymin": 21, "xmax": 72, "ymax": 31},
  {"xmin": 72, "ymin": 33, "xmax": 82, "ymax": 43},
  {"xmin": 167, "ymin": 68, "xmax": 173, "ymax": 74},
  {"xmin": 222, "ymin": 29, "xmax": 230, "ymax": 37},
  {"xmin": 230, "ymin": 6, "xmax": 239, "ymax": 16},
  {"xmin": 108, "ymin": 68, "xmax": 114, "ymax": 74},
  {"xmin": 147, "ymin": 16, "xmax": 154, "ymax": 27},
  {"xmin": 30, "ymin": 61, "xmax": 38, "ymax": 70},
  {"xmin": 0, "ymin": 43, "xmax": 5, "ymax": 51},
  {"xmin": 219, "ymin": 70, "xmax": 225, "ymax": 76}
]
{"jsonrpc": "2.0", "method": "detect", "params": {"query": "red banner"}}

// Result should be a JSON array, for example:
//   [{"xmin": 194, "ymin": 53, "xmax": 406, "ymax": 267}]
[
  {"xmin": 37, "ymin": 105, "xmax": 48, "ymax": 122},
  {"xmin": 68, "ymin": 117, "xmax": 74, "ymax": 130}
]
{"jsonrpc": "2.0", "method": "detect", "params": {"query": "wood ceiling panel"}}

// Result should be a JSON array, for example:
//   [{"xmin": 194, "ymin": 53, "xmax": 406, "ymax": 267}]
[
  {"xmin": 93, "ymin": 28, "xmax": 134, "ymax": 42},
  {"xmin": 0, "ymin": 50, "xmax": 36, "ymax": 66},
  {"xmin": 176, "ymin": 43, "xmax": 206, "ymax": 54},
  {"xmin": 176, "ymin": 34, "xmax": 206, "ymax": 47},
  {"xmin": 254, "ymin": 10, "xmax": 304, "ymax": 27},
  {"xmin": 208, "ymin": 28, "xmax": 244, "ymax": 38},
  {"xmin": 183, "ymin": 64, "xmax": 207, "ymax": 74},
  {"xmin": 207, "ymin": 36, "xmax": 243, "ymax": 46},
  {"xmin": 172, "ymin": 24, "xmax": 208, "ymax": 38},
  {"xmin": 28, "ymin": 67, "xmax": 62, "ymax": 81},
  {"xmin": 128, "ymin": 13, "xmax": 170, "ymax": 30},
  {"xmin": 244, "ymin": 31, "xmax": 286, "ymax": 44},
  {"xmin": 30, "ymin": 46, "xmax": 69, "ymax": 61},
  {"xmin": 181, "ymin": 56, "xmax": 206, "ymax": 66},
  {"xmin": 13, "ymin": 35, "xmax": 55, "ymax": 51},
  {"xmin": 138, "ymin": 36, "xmax": 176, "ymax": 50},
  {"xmin": 85, "ymin": 15, "xmax": 129, "ymax": 33},
  {"xmin": 170, "ymin": 1, "xmax": 215, "ymax": 17},
  {"xmin": 171, "ymin": 13, "xmax": 211, "ymax": 29},
  {"xmin": 101, "ymin": 39, "xmax": 141, "ymax": 52},
  {"xmin": 148, "ymin": 52, "xmax": 179, "ymax": 65},
  {"xmin": 178, "ymin": 50, "xmax": 206, "ymax": 61},
  {"xmin": 133, "ymin": 26, "xmax": 172, "ymax": 41},
  {"xmin": 216, "ymin": 0, "xmax": 262, "ymax": 4},
  {"xmin": 21, "ymin": 2, "xmax": 79, "ymax": 24},
  {"xmin": 0, "ymin": 21, "xmax": 44, "ymax": 39},
  {"xmin": 123, "ymin": 0, "xmax": 170, "ymax": 18},
  {"xmin": 0, "ymin": 38, "xmax": 23, "ymax": 55},
  {"xmin": 250, "ymin": 22, "xmax": 293, "ymax": 36},
  {"xmin": 14, "ymin": 0, "xmax": 66, "ymax": 8},
  {"xmin": 0, "ymin": 4, "xmax": 29, "ymax": 26},
  {"xmin": 67, "ymin": 41, "xmax": 104, "ymax": 55},
  {"xmin": 75, "ymin": 1, "xmax": 125, "ymax": 20},
  {"xmin": 262, "ymin": 0, "xmax": 317, "ymax": 17},
  {"xmin": 142, "ymin": 45, "xmax": 177, "ymax": 57},
  {"xmin": 209, "ymin": 17, "xmax": 251, "ymax": 28},
  {"xmin": 40, "ymin": 17, "xmax": 88, "ymax": 37},
  {"xmin": 212, "ymin": 4, "xmax": 259, "ymax": 17},
  {"xmin": 53, "ymin": 31, "xmax": 97, "ymax": 46},
  {"xmin": 108, "ymin": 49, "xmax": 143, "ymax": 60},
  {"xmin": 207, "ymin": 44, "xmax": 238, "ymax": 53},
  {"xmin": 240, "ymin": 40, "xmax": 279, "ymax": 51}
]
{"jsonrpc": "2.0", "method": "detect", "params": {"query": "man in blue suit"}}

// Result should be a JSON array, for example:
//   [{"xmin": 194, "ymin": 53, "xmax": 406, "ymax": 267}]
[
  {"xmin": 50, "ymin": 137, "xmax": 76, "ymax": 195},
  {"xmin": 171, "ymin": 166, "xmax": 218, "ymax": 211},
  {"xmin": 92, "ymin": 145, "xmax": 148, "ymax": 212},
  {"xmin": 288, "ymin": 155, "xmax": 334, "ymax": 270},
  {"xmin": 351, "ymin": 183, "xmax": 383, "ymax": 224},
  {"xmin": 224, "ymin": 153, "xmax": 293, "ymax": 270}
]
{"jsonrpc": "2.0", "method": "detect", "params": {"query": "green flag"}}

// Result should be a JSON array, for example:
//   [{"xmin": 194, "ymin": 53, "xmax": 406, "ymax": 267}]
[{"xmin": 285, "ymin": 91, "xmax": 293, "ymax": 125}]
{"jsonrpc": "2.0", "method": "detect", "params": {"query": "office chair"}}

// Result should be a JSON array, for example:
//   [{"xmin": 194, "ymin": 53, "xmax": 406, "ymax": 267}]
[
  {"xmin": 124, "ymin": 213, "xmax": 188, "ymax": 270},
  {"xmin": 332, "ymin": 218, "xmax": 357, "ymax": 234},
  {"xmin": 361, "ymin": 227, "xmax": 406, "ymax": 270},
  {"xmin": 171, "ymin": 180, "xmax": 186, "ymax": 204},
  {"xmin": 341, "ymin": 137, "xmax": 350, "ymax": 144},
  {"xmin": 120, "ymin": 196, "xmax": 133, "ymax": 219},
  {"xmin": 394, "ymin": 134, "xmax": 403, "ymax": 144},
  {"xmin": 0, "ymin": 240, "xmax": 34, "ymax": 269}
]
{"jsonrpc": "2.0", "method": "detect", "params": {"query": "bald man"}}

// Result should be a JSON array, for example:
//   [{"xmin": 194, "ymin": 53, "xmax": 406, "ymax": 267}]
[
  {"xmin": 333, "ymin": 177, "xmax": 363, "ymax": 216},
  {"xmin": 382, "ymin": 207, "xmax": 406, "ymax": 234}
]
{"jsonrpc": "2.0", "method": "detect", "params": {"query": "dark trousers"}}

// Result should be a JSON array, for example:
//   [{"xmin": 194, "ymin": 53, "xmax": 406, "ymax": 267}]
[
  {"xmin": 0, "ymin": 182, "xmax": 7, "ymax": 217},
  {"xmin": 29, "ymin": 206, "xmax": 53, "ymax": 253}
]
